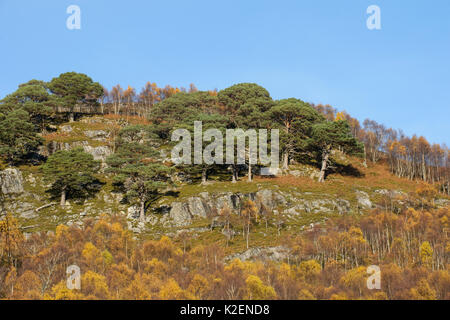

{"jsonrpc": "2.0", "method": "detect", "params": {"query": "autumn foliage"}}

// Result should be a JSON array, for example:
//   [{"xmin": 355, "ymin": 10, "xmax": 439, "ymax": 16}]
[{"xmin": 0, "ymin": 205, "xmax": 448, "ymax": 300}]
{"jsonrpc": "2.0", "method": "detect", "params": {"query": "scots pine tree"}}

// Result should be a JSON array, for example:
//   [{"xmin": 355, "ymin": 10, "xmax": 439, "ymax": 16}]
[{"xmin": 42, "ymin": 148, "xmax": 101, "ymax": 207}]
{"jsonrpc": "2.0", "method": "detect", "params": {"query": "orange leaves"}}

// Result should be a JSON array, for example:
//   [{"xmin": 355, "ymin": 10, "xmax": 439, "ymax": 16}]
[
  {"xmin": 241, "ymin": 199, "xmax": 259, "ymax": 222},
  {"xmin": 187, "ymin": 274, "xmax": 209, "ymax": 299},
  {"xmin": 335, "ymin": 112, "xmax": 346, "ymax": 122},
  {"xmin": 419, "ymin": 241, "xmax": 433, "ymax": 268},
  {"xmin": 2, "ymin": 206, "xmax": 449, "ymax": 300},
  {"xmin": 81, "ymin": 271, "xmax": 110, "ymax": 300},
  {"xmin": 245, "ymin": 275, "xmax": 277, "ymax": 300},
  {"xmin": 159, "ymin": 278, "xmax": 194, "ymax": 300}
]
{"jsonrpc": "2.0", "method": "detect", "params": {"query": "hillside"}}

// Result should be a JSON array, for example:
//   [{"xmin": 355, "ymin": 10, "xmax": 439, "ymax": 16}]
[
  {"xmin": 0, "ymin": 76, "xmax": 448, "ymax": 300},
  {"xmin": 2, "ymin": 115, "xmax": 447, "ymax": 251}
]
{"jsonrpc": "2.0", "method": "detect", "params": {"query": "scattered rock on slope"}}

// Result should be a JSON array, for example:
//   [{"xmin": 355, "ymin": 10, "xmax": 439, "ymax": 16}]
[{"xmin": 226, "ymin": 246, "xmax": 290, "ymax": 262}]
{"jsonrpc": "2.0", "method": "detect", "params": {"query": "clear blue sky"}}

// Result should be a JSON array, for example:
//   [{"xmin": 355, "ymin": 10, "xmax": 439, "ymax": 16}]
[{"xmin": 1, "ymin": 0, "xmax": 449, "ymax": 145}]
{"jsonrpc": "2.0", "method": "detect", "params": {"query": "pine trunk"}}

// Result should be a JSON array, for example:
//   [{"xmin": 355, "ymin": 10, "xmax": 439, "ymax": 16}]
[
  {"xmin": 139, "ymin": 200, "xmax": 146, "ymax": 222},
  {"xmin": 60, "ymin": 189, "xmax": 66, "ymax": 208},
  {"xmin": 201, "ymin": 168, "xmax": 207, "ymax": 184},
  {"xmin": 318, "ymin": 150, "xmax": 330, "ymax": 183},
  {"xmin": 282, "ymin": 152, "xmax": 289, "ymax": 170}
]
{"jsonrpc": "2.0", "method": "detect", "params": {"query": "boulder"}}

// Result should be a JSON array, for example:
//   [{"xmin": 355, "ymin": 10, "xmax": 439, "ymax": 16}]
[
  {"xmin": 60, "ymin": 125, "xmax": 73, "ymax": 133},
  {"xmin": 84, "ymin": 130, "xmax": 110, "ymax": 141},
  {"xmin": 83, "ymin": 145, "xmax": 112, "ymax": 163},
  {"xmin": 255, "ymin": 189, "xmax": 286, "ymax": 210},
  {"xmin": 169, "ymin": 202, "xmax": 192, "ymax": 226},
  {"xmin": 215, "ymin": 192, "xmax": 238, "ymax": 212},
  {"xmin": 0, "ymin": 168, "xmax": 24, "ymax": 195},
  {"xmin": 186, "ymin": 197, "xmax": 208, "ymax": 218},
  {"xmin": 356, "ymin": 190, "xmax": 372, "ymax": 209}
]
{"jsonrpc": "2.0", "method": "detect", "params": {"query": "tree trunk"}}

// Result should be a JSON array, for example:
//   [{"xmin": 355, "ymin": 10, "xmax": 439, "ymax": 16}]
[
  {"xmin": 282, "ymin": 152, "xmax": 289, "ymax": 170},
  {"xmin": 139, "ymin": 200, "xmax": 146, "ymax": 222},
  {"xmin": 69, "ymin": 112, "xmax": 74, "ymax": 123},
  {"xmin": 201, "ymin": 167, "xmax": 207, "ymax": 184},
  {"xmin": 318, "ymin": 149, "xmax": 330, "ymax": 183},
  {"xmin": 60, "ymin": 189, "xmax": 66, "ymax": 208},
  {"xmin": 231, "ymin": 165, "xmax": 238, "ymax": 183},
  {"xmin": 363, "ymin": 145, "xmax": 368, "ymax": 167},
  {"xmin": 422, "ymin": 153, "xmax": 427, "ymax": 182},
  {"xmin": 247, "ymin": 163, "xmax": 252, "ymax": 182},
  {"xmin": 246, "ymin": 223, "xmax": 250, "ymax": 249}
]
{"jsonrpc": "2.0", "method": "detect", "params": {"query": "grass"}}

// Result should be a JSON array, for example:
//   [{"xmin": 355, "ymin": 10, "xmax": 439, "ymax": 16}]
[{"xmin": 41, "ymin": 116, "xmax": 119, "ymax": 147}]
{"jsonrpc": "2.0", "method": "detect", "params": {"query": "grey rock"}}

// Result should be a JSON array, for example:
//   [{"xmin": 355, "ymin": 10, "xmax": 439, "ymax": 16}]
[
  {"xmin": 60, "ymin": 125, "xmax": 73, "ymax": 133},
  {"xmin": 169, "ymin": 202, "xmax": 192, "ymax": 226},
  {"xmin": 145, "ymin": 215, "xmax": 159, "ymax": 226},
  {"xmin": 82, "ymin": 145, "xmax": 112, "ymax": 163},
  {"xmin": 216, "ymin": 193, "xmax": 237, "ymax": 212},
  {"xmin": 187, "ymin": 197, "xmax": 208, "ymax": 218},
  {"xmin": 162, "ymin": 189, "xmax": 348, "ymax": 226},
  {"xmin": 435, "ymin": 199, "xmax": 450, "ymax": 208},
  {"xmin": 335, "ymin": 199, "xmax": 351, "ymax": 214},
  {"xmin": 226, "ymin": 246, "xmax": 290, "ymax": 262},
  {"xmin": 16, "ymin": 202, "xmax": 37, "ymax": 219},
  {"xmin": 84, "ymin": 130, "xmax": 110, "ymax": 140},
  {"xmin": 127, "ymin": 205, "xmax": 140, "ymax": 220},
  {"xmin": 356, "ymin": 190, "xmax": 372, "ymax": 209},
  {"xmin": 375, "ymin": 189, "xmax": 405, "ymax": 197},
  {"xmin": 284, "ymin": 197, "xmax": 351, "ymax": 215},
  {"xmin": 256, "ymin": 189, "xmax": 286, "ymax": 210},
  {"xmin": 199, "ymin": 192, "xmax": 210, "ymax": 200},
  {"xmin": 0, "ymin": 168, "xmax": 24, "ymax": 195}
]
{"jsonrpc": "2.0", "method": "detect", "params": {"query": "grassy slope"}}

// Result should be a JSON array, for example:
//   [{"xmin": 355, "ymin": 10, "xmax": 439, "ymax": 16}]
[{"xmin": 11, "ymin": 116, "xmax": 447, "ymax": 255}]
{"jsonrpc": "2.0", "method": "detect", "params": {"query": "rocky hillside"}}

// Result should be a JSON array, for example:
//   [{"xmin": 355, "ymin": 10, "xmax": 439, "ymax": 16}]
[{"xmin": 1, "ymin": 116, "xmax": 448, "ymax": 257}]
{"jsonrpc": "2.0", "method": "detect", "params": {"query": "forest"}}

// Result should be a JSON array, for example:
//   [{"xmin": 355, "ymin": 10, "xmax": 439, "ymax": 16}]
[{"xmin": 0, "ymin": 72, "xmax": 448, "ymax": 300}]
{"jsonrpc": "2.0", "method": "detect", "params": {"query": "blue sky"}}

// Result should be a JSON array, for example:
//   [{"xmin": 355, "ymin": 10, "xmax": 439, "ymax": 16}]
[{"xmin": 0, "ymin": 0, "xmax": 449, "ymax": 144}]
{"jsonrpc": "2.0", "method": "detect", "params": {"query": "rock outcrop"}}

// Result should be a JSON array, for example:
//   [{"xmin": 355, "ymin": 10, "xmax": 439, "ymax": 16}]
[
  {"xmin": 226, "ymin": 246, "xmax": 290, "ymax": 262},
  {"xmin": 41, "ymin": 141, "xmax": 112, "ymax": 164},
  {"xmin": 166, "ymin": 189, "xmax": 287, "ymax": 226},
  {"xmin": 284, "ymin": 198, "xmax": 350, "ymax": 215},
  {"xmin": 128, "ymin": 188, "xmax": 363, "ymax": 227},
  {"xmin": 0, "ymin": 168, "xmax": 24, "ymax": 195}
]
